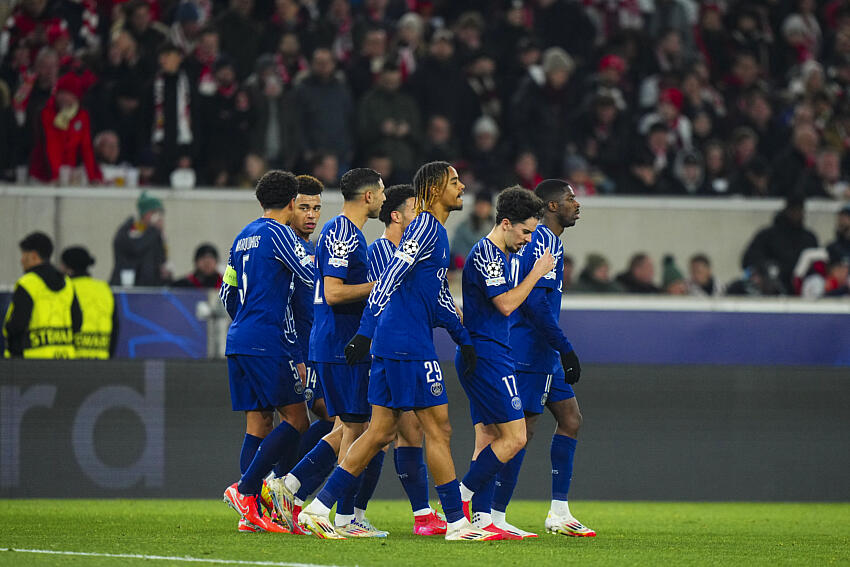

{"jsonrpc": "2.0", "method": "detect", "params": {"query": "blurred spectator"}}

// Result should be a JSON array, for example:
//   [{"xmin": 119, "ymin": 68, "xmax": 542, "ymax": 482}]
[
  {"xmin": 467, "ymin": 115, "xmax": 507, "ymax": 189},
  {"xmin": 309, "ymin": 152, "xmax": 340, "ymax": 187},
  {"xmin": 672, "ymin": 149, "xmax": 705, "ymax": 194},
  {"xmin": 245, "ymin": 54, "xmax": 301, "ymax": 170},
  {"xmin": 215, "ymin": 0, "xmax": 261, "ymax": 81},
  {"xmin": 533, "ymin": 0, "xmax": 595, "ymax": 63},
  {"xmin": 173, "ymin": 243, "xmax": 223, "ymax": 289},
  {"xmin": 770, "ymin": 123, "xmax": 820, "ymax": 197},
  {"xmin": 797, "ymin": 148, "xmax": 849, "ymax": 199},
  {"xmin": 147, "ymin": 42, "xmax": 193, "ymax": 185},
  {"xmin": 639, "ymin": 87, "xmax": 692, "ymax": 151},
  {"xmin": 510, "ymin": 150, "xmax": 542, "ymax": 190},
  {"xmin": 741, "ymin": 194, "xmax": 819, "ymax": 293},
  {"xmin": 643, "ymin": 121, "xmax": 675, "ymax": 180},
  {"xmin": 0, "ymin": 80, "xmax": 12, "ymax": 179},
  {"xmin": 451, "ymin": 191, "xmax": 492, "ymax": 269},
  {"xmin": 1, "ymin": 0, "xmax": 65, "ymax": 65},
  {"xmin": 394, "ymin": 12, "xmax": 425, "ymax": 80},
  {"xmin": 272, "ymin": 32, "xmax": 308, "ymax": 90},
  {"xmin": 729, "ymin": 156, "xmax": 771, "ymax": 197},
  {"xmin": 511, "ymin": 46, "xmax": 579, "ymax": 178},
  {"xmin": 619, "ymin": 149, "xmax": 673, "ymax": 194},
  {"xmin": 356, "ymin": 61, "xmax": 421, "ymax": 181},
  {"xmin": 408, "ymin": 29, "xmax": 479, "ymax": 151},
  {"xmin": 261, "ymin": 0, "xmax": 307, "ymax": 55},
  {"xmin": 661, "ymin": 255, "xmax": 688, "ymax": 295},
  {"xmin": 800, "ymin": 252, "xmax": 850, "ymax": 298},
  {"xmin": 29, "ymin": 71, "xmax": 102, "ymax": 184},
  {"xmin": 294, "ymin": 47, "xmax": 354, "ymax": 169},
  {"xmin": 726, "ymin": 262, "xmax": 786, "ymax": 296},
  {"xmin": 569, "ymin": 90, "xmax": 629, "ymax": 182},
  {"xmin": 13, "ymin": 47, "xmax": 59, "ymax": 169},
  {"xmin": 123, "ymin": 0, "xmax": 169, "ymax": 72},
  {"xmin": 3, "ymin": 232, "xmax": 81, "ymax": 359},
  {"xmin": 95, "ymin": 130, "xmax": 140, "ymax": 186},
  {"xmin": 565, "ymin": 154, "xmax": 597, "ymax": 196},
  {"xmin": 464, "ymin": 50, "xmax": 500, "ymax": 120},
  {"xmin": 702, "ymin": 139, "xmax": 731, "ymax": 195},
  {"xmin": 615, "ymin": 253, "xmax": 661, "ymax": 293},
  {"xmin": 742, "ymin": 89, "xmax": 787, "ymax": 161},
  {"xmin": 60, "ymin": 245, "xmax": 118, "ymax": 359},
  {"xmin": 169, "ymin": 1, "xmax": 203, "ymax": 55},
  {"xmin": 347, "ymin": 26, "xmax": 388, "ymax": 99},
  {"xmin": 826, "ymin": 203, "xmax": 850, "ymax": 262},
  {"xmin": 184, "ymin": 26, "xmax": 220, "ymax": 97},
  {"xmin": 197, "ymin": 56, "xmax": 255, "ymax": 185},
  {"xmin": 365, "ymin": 152, "xmax": 393, "ymax": 184},
  {"xmin": 236, "ymin": 153, "xmax": 267, "ymax": 188},
  {"xmin": 423, "ymin": 114, "xmax": 459, "ymax": 163},
  {"xmin": 110, "ymin": 191, "xmax": 170, "ymax": 286},
  {"xmin": 687, "ymin": 253, "xmax": 723, "ymax": 296},
  {"xmin": 571, "ymin": 253, "xmax": 622, "ymax": 293}
]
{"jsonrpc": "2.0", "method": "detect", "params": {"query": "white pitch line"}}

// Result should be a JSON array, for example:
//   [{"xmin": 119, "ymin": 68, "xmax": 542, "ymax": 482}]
[{"xmin": 0, "ymin": 548, "xmax": 348, "ymax": 567}]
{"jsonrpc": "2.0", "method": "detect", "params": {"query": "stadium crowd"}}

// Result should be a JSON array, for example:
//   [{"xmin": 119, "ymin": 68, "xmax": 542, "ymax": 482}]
[{"xmin": 4, "ymin": 0, "xmax": 850, "ymax": 197}]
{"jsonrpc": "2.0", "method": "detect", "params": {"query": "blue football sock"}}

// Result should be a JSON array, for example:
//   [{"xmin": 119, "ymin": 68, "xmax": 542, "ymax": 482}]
[
  {"xmin": 316, "ymin": 467, "xmax": 359, "ymax": 510},
  {"xmin": 239, "ymin": 434, "xmax": 263, "ymax": 475},
  {"xmin": 354, "ymin": 450, "xmax": 385, "ymax": 511},
  {"xmin": 435, "ymin": 479, "xmax": 464, "ymax": 523},
  {"xmin": 238, "ymin": 421, "xmax": 299, "ymax": 495},
  {"xmin": 336, "ymin": 489, "xmax": 356, "ymax": 518},
  {"xmin": 551, "ymin": 434, "xmax": 577, "ymax": 501},
  {"xmin": 297, "ymin": 419, "xmax": 334, "ymax": 461},
  {"xmin": 394, "ymin": 447, "xmax": 429, "ymax": 512},
  {"xmin": 470, "ymin": 472, "xmax": 495, "ymax": 515},
  {"xmin": 492, "ymin": 448, "xmax": 525, "ymax": 513},
  {"xmin": 461, "ymin": 445, "xmax": 506, "ymax": 494},
  {"xmin": 293, "ymin": 439, "xmax": 337, "ymax": 501},
  {"xmin": 272, "ymin": 447, "xmax": 298, "ymax": 479}
]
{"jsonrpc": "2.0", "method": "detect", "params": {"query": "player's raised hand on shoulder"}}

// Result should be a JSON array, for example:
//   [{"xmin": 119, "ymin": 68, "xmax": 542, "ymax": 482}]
[
  {"xmin": 561, "ymin": 349, "xmax": 581, "ymax": 384},
  {"xmin": 532, "ymin": 248, "xmax": 556, "ymax": 277},
  {"xmin": 345, "ymin": 334, "xmax": 371, "ymax": 365}
]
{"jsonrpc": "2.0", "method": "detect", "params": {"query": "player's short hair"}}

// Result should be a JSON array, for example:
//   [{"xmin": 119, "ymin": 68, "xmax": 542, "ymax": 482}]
[
  {"xmin": 379, "ymin": 184, "xmax": 415, "ymax": 226},
  {"xmin": 534, "ymin": 179, "xmax": 571, "ymax": 205},
  {"xmin": 19, "ymin": 231, "xmax": 53, "ymax": 260},
  {"xmin": 339, "ymin": 168, "xmax": 382, "ymax": 201},
  {"xmin": 413, "ymin": 161, "xmax": 450, "ymax": 214},
  {"xmin": 255, "ymin": 170, "xmax": 298, "ymax": 209},
  {"xmin": 495, "ymin": 186, "xmax": 544, "ymax": 224},
  {"xmin": 296, "ymin": 174, "xmax": 324, "ymax": 196}
]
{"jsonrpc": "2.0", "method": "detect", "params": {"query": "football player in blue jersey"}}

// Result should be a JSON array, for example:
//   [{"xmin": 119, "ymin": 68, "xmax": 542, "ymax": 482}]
[
  {"xmin": 509, "ymin": 179, "xmax": 594, "ymax": 537},
  {"xmin": 297, "ymin": 161, "xmax": 499, "ymax": 541},
  {"xmin": 219, "ymin": 170, "xmax": 316, "ymax": 533},
  {"xmin": 455, "ymin": 186, "xmax": 554, "ymax": 540},
  {"xmin": 368, "ymin": 184, "xmax": 447, "ymax": 536},
  {"xmin": 271, "ymin": 168, "xmax": 388, "ymax": 538},
  {"xmin": 287, "ymin": 175, "xmax": 334, "ymax": 463}
]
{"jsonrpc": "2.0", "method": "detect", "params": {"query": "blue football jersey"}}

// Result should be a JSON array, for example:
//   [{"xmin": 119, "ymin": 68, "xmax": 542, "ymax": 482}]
[
  {"xmin": 461, "ymin": 237, "xmax": 512, "ymax": 358},
  {"xmin": 310, "ymin": 215, "xmax": 370, "ymax": 363},
  {"xmin": 367, "ymin": 236, "xmax": 396, "ymax": 282},
  {"xmin": 292, "ymin": 236, "xmax": 316, "ymax": 362},
  {"xmin": 359, "ymin": 212, "xmax": 470, "ymax": 360},
  {"xmin": 220, "ymin": 217, "xmax": 315, "ymax": 358},
  {"xmin": 509, "ymin": 224, "xmax": 569, "ymax": 372}
]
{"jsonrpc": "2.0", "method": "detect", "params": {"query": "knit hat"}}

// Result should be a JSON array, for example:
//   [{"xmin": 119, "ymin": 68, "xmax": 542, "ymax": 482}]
[
  {"xmin": 473, "ymin": 115, "xmax": 499, "ymax": 137},
  {"xmin": 55, "ymin": 72, "xmax": 85, "ymax": 99},
  {"xmin": 194, "ymin": 243, "xmax": 219, "ymax": 261},
  {"xmin": 584, "ymin": 253, "xmax": 608, "ymax": 273},
  {"xmin": 61, "ymin": 246, "xmax": 95, "ymax": 273},
  {"xmin": 662, "ymin": 255, "xmax": 685, "ymax": 288},
  {"xmin": 541, "ymin": 47, "xmax": 574, "ymax": 75},
  {"xmin": 599, "ymin": 54, "xmax": 626, "ymax": 74},
  {"xmin": 137, "ymin": 191, "xmax": 164, "ymax": 216},
  {"xmin": 175, "ymin": 1, "xmax": 201, "ymax": 23},
  {"xmin": 659, "ymin": 87, "xmax": 683, "ymax": 111}
]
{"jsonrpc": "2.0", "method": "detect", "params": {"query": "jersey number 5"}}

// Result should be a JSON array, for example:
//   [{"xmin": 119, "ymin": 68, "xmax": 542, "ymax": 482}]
[{"xmin": 238, "ymin": 255, "xmax": 250, "ymax": 304}]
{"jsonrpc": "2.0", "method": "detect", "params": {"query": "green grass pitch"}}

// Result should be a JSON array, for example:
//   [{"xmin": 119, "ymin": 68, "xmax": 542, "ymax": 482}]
[{"xmin": 1, "ymin": 500, "xmax": 848, "ymax": 566}]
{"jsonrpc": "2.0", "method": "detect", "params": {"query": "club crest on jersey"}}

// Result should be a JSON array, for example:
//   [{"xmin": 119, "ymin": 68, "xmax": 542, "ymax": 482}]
[
  {"xmin": 541, "ymin": 392, "xmax": 548, "ymax": 406},
  {"xmin": 511, "ymin": 396, "xmax": 522, "ymax": 410},
  {"xmin": 304, "ymin": 388, "xmax": 314, "ymax": 402},
  {"xmin": 430, "ymin": 382, "xmax": 443, "ymax": 396},
  {"xmin": 396, "ymin": 240, "xmax": 419, "ymax": 263},
  {"xmin": 294, "ymin": 381, "xmax": 305, "ymax": 395}
]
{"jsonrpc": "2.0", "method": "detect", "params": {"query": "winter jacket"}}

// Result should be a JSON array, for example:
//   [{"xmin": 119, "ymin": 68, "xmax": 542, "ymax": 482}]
[
  {"xmin": 741, "ymin": 211, "xmax": 818, "ymax": 292},
  {"xmin": 29, "ymin": 97, "xmax": 101, "ymax": 182}
]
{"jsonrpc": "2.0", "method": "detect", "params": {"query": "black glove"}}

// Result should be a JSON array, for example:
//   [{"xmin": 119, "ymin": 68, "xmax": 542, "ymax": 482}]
[
  {"xmin": 460, "ymin": 344, "xmax": 477, "ymax": 376},
  {"xmin": 561, "ymin": 349, "xmax": 581, "ymax": 384},
  {"xmin": 345, "ymin": 334, "xmax": 371, "ymax": 365}
]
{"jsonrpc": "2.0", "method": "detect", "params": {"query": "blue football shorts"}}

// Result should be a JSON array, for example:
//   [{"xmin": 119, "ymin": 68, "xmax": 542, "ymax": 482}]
[
  {"xmin": 303, "ymin": 361, "xmax": 324, "ymax": 410},
  {"xmin": 227, "ymin": 354, "xmax": 305, "ymax": 411},
  {"xmin": 517, "ymin": 364, "xmax": 575, "ymax": 415},
  {"xmin": 315, "ymin": 361, "xmax": 370, "ymax": 420},
  {"xmin": 455, "ymin": 349, "xmax": 525, "ymax": 426},
  {"xmin": 368, "ymin": 357, "xmax": 449, "ymax": 411}
]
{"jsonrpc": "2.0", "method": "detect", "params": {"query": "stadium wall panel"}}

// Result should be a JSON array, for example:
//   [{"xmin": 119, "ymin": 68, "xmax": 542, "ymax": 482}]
[{"xmin": 1, "ymin": 360, "xmax": 847, "ymax": 501}]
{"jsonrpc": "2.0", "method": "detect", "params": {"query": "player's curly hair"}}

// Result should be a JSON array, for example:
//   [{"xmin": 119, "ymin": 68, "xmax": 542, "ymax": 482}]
[
  {"xmin": 255, "ymin": 170, "xmax": 298, "ymax": 209},
  {"xmin": 413, "ymin": 161, "xmax": 450, "ymax": 214},
  {"xmin": 296, "ymin": 174, "xmax": 324, "ymax": 196},
  {"xmin": 379, "ymin": 184, "xmax": 415, "ymax": 226},
  {"xmin": 495, "ymin": 185, "xmax": 544, "ymax": 224}
]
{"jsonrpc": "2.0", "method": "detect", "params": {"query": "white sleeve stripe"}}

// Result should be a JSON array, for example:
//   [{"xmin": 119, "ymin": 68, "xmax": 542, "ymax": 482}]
[{"xmin": 267, "ymin": 223, "xmax": 314, "ymax": 285}]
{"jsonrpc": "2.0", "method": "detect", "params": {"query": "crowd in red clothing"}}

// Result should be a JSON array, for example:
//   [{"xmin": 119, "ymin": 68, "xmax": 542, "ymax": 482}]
[{"xmin": 2, "ymin": 0, "xmax": 850, "ymax": 200}]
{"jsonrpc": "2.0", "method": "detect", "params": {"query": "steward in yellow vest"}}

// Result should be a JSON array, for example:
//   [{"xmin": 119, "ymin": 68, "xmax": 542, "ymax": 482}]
[
  {"xmin": 3, "ymin": 232, "xmax": 81, "ymax": 358},
  {"xmin": 61, "ymin": 246, "xmax": 118, "ymax": 359}
]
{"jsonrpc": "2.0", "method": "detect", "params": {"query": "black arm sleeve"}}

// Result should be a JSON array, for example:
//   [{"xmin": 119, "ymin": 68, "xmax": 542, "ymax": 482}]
[
  {"xmin": 70, "ymin": 294, "xmax": 82, "ymax": 334},
  {"xmin": 4, "ymin": 285, "xmax": 33, "ymax": 357},
  {"xmin": 109, "ymin": 300, "xmax": 119, "ymax": 358}
]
